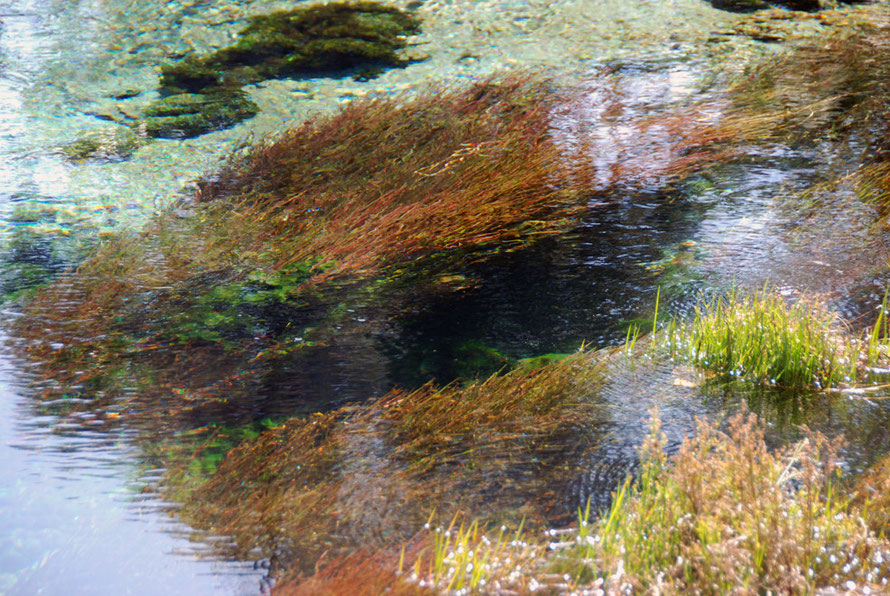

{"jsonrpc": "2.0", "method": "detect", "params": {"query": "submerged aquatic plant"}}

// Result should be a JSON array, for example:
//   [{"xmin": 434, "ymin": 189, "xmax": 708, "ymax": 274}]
[
  {"xmin": 137, "ymin": 90, "xmax": 259, "ymax": 139},
  {"xmin": 340, "ymin": 412, "xmax": 890, "ymax": 594},
  {"xmin": 136, "ymin": 2, "xmax": 423, "ymax": 138},
  {"xmin": 280, "ymin": 410, "xmax": 890, "ymax": 594},
  {"xmin": 18, "ymin": 75, "xmax": 596, "ymax": 417},
  {"xmin": 170, "ymin": 350, "xmax": 605, "ymax": 577},
  {"xmin": 159, "ymin": 2, "xmax": 422, "ymax": 93}
]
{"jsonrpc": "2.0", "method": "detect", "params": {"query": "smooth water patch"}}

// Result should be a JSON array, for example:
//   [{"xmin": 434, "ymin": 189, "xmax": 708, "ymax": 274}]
[{"xmin": 0, "ymin": 327, "xmax": 264, "ymax": 595}]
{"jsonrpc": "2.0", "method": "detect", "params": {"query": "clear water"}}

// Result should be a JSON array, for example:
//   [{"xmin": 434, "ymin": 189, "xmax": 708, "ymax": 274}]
[{"xmin": 1, "ymin": 0, "xmax": 889, "ymax": 592}]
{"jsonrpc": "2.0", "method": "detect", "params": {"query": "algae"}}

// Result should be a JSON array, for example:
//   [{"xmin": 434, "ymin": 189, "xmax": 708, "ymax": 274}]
[
  {"xmin": 59, "ymin": 126, "xmax": 147, "ymax": 162},
  {"xmin": 137, "ymin": 91, "xmax": 259, "ymax": 139},
  {"xmin": 139, "ymin": 2, "xmax": 421, "ymax": 139},
  {"xmin": 159, "ymin": 2, "xmax": 422, "ymax": 93}
]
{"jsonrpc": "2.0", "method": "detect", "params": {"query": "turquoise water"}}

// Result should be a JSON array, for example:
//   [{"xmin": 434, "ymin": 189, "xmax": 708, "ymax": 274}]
[{"xmin": 1, "ymin": 0, "xmax": 889, "ymax": 592}]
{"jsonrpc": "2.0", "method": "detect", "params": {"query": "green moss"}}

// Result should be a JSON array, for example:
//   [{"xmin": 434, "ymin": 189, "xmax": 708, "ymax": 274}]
[
  {"xmin": 137, "ymin": 90, "xmax": 259, "ymax": 139},
  {"xmin": 158, "ymin": 59, "xmax": 222, "ymax": 95},
  {"xmin": 59, "ymin": 126, "xmax": 147, "ymax": 162},
  {"xmin": 154, "ymin": 417, "xmax": 284, "ymax": 492},
  {"xmin": 159, "ymin": 2, "xmax": 422, "ymax": 93},
  {"xmin": 516, "ymin": 352, "xmax": 572, "ymax": 369},
  {"xmin": 155, "ymin": 260, "xmax": 319, "ymax": 346},
  {"xmin": 451, "ymin": 340, "xmax": 515, "ymax": 380}
]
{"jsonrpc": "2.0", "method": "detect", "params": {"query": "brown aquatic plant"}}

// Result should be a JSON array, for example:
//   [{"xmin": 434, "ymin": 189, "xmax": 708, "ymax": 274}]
[{"xmin": 171, "ymin": 350, "xmax": 606, "ymax": 578}]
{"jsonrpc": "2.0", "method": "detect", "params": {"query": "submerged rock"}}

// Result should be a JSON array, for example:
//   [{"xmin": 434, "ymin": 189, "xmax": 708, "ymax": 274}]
[
  {"xmin": 709, "ymin": 0, "xmax": 772, "ymax": 12},
  {"xmin": 59, "ymin": 126, "xmax": 147, "ymax": 162},
  {"xmin": 773, "ymin": 0, "xmax": 821, "ymax": 9},
  {"xmin": 159, "ymin": 2, "xmax": 423, "ymax": 94},
  {"xmin": 143, "ymin": 2, "xmax": 422, "ymax": 138},
  {"xmin": 708, "ymin": 0, "xmax": 820, "ymax": 12},
  {"xmin": 137, "ymin": 90, "xmax": 259, "ymax": 139}
]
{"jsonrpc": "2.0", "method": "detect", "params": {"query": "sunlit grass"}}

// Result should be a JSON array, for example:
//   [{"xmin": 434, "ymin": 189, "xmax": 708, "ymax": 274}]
[
  {"xmin": 682, "ymin": 290, "xmax": 858, "ymax": 388},
  {"xmin": 644, "ymin": 288, "xmax": 890, "ymax": 390},
  {"xmin": 555, "ymin": 410, "xmax": 890, "ymax": 594},
  {"xmin": 414, "ymin": 517, "xmax": 541, "ymax": 593},
  {"xmin": 374, "ymin": 411, "xmax": 890, "ymax": 595}
]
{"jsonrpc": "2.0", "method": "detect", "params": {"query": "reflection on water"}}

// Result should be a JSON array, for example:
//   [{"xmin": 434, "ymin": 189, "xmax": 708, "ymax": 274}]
[{"xmin": 0, "ymin": 326, "xmax": 264, "ymax": 594}]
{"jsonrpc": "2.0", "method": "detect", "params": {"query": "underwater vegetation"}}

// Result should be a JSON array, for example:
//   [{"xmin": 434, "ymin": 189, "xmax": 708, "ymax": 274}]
[
  {"xmin": 17, "ymin": 67, "xmax": 748, "ymax": 429},
  {"xmin": 137, "ymin": 90, "xmax": 259, "ymax": 139},
  {"xmin": 134, "ymin": 1, "xmax": 422, "ymax": 138},
  {"xmin": 267, "ymin": 410, "xmax": 890, "ymax": 594},
  {"xmin": 19, "ymin": 11, "xmax": 890, "ymax": 593},
  {"xmin": 0, "ymin": 204, "xmax": 104, "ymax": 304},
  {"xmin": 18, "ymin": 75, "xmax": 611, "ymax": 424},
  {"xmin": 317, "ymin": 410, "xmax": 890, "ymax": 595},
  {"xmin": 164, "ymin": 351, "xmax": 606, "ymax": 576}
]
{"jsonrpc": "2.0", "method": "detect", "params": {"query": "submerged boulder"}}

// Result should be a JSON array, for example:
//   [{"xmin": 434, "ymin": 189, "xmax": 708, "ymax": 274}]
[
  {"xmin": 142, "ymin": 2, "xmax": 422, "ymax": 139},
  {"xmin": 708, "ymin": 0, "xmax": 820, "ymax": 11},
  {"xmin": 137, "ymin": 90, "xmax": 259, "ymax": 139},
  {"xmin": 59, "ymin": 126, "xmax": 147, "ymax": 162},
  {"xmin": 159, "ymin": 2, "xmax": 422, "ymax": 94},
  {"xmin": 709, "ymin": 0, "xmax": 772, "ymax": 12},
  {"xmin": 773, "ymin": 0, "xmax": 821, "ymax": 9}
]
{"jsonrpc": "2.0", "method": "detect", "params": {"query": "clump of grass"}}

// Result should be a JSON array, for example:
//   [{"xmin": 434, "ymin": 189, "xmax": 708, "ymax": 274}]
[
  {"xmin": 558, "ymin": 410, "xmax": 890, "ymax": 593},
  {"xmin": 673, "ymin": 290, "xmax": 860, "ymax": 389},
  {"xmin": 376, "ymin": 410, "xmax": 890, "ymax": 594},
  {"xmin": 408, "ymin": 518, "xmax": 545, "ymax": 594}
]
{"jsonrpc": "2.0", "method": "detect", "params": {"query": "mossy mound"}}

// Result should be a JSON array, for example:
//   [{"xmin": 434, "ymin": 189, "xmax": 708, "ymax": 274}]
[
  {"xmin": 159, "ymin": 2, "xmax": 422, "ymax": 94},
  {"xmin": 140, "ymin": 2, "xmax": 421, "ymax": 138},
  {"xmin": 137, "ymin": 90, "xmax": 259, "ymax": 139},
  {"xmin": 59, "ymin": 127, "xmax": 147, "ymax": 162}
]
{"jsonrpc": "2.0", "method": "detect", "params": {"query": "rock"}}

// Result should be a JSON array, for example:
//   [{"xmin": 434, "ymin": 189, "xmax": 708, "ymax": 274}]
[
  {"xmin": 709, "ymin": 0, "xmax": 772, "ymax": 12},
  {"xmin": 112, "ymin": 89, "xmax": 142, "ymax": 100},
  {"xmin": 159, "ymin": 2, "xmax": 423, "ymax": 92},
  {"xmin": 58, "ymin": 126, "xmax": 146, "ymax": 162},
  {"xmin": 709, "ymin": 0, "xmax": 820, "ymax": 12},
  {"xmin": 772, "ymin": 0, "xmax": 820, "ymax": 10},
  {"xmin": 137, "ymin": 90, "xmax": 259, "ymax": 139}
]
